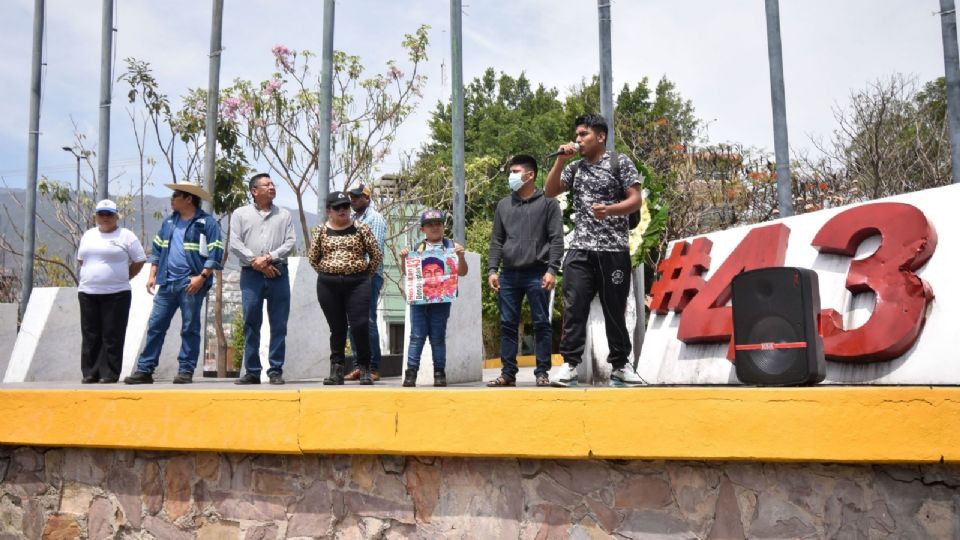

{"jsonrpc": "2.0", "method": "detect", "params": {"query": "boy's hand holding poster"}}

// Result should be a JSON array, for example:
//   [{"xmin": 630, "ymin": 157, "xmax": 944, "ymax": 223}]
[{"xmin": 405, "ymin": 247, "xmax": 459, "ymax": 304}]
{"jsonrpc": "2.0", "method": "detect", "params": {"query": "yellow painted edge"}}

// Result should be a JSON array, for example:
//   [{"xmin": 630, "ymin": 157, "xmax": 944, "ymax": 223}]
[
  {"xmin": 0, "ymin": 389, "xmax": 302, "ymax": 454},
  {"xmin": 1, "ymin": 387, "xmax": 959, "ymax": 462},
  {"xmin": 482, "ymin": 354, "xmax": 565, "ymax": 369}
]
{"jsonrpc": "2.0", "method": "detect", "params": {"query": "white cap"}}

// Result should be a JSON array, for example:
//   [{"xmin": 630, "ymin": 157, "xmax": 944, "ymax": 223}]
[{"xmin": 95, "ymin": 199, "xmax": 118, "ymax": 214}]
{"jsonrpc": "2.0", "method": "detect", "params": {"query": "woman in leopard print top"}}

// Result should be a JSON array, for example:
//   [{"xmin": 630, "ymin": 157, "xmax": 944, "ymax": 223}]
[{"xmin": 309, "ymin": 192, "xmax": 383, "ymax": 385}]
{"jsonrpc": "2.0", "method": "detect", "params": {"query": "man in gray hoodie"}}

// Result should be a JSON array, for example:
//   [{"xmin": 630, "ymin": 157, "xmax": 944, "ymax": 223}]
[{"xmin": 486, "ymin": 154, "xmax": 564, "ymax": 387}]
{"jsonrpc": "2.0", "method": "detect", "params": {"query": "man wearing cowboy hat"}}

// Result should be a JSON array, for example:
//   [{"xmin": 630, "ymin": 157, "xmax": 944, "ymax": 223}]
[{"xmin": 125, "ymin": 180, "xmax": 224, "ymax": 385}]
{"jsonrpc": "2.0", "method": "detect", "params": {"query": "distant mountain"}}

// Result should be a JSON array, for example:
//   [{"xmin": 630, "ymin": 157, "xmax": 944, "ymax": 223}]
[{"xmin": 0, "ymin": 188, "xmax": 318, "ymax": 274}]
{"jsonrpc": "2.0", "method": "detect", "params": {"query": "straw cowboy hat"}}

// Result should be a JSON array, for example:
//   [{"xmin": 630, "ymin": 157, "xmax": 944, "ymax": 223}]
[{"xmin": 164, "ymin": 180, "xmax": 212, "ymax": 202}]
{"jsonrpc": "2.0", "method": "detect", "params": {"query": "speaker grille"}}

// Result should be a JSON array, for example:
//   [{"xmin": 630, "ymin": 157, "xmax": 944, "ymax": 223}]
[{"xmin": 746, "ymin": 315, "xmax": 801, "ymax": 376}]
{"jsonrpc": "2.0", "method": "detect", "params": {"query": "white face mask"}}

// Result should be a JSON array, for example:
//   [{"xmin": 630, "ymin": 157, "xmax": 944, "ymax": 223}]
[{"xmin": 508, "ymin": 171, "xmax": 525, "ymax": 191}]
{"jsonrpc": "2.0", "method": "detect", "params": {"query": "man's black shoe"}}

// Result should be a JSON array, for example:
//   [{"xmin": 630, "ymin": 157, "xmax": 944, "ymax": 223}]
[
  {"xmin": 234, "ymin": 373, "xmax": 260, "ymax": 385},
  {"xmin": 402, "ymin": 369, "xmax": 417, "ymax": 387},
  {"xmin": 268, "ymin": 373, "xmax": 285, "ymax": 385},
  {"xmin": 433, "ymin": 369, "xmax": 447, "ymax": 387},
  {"xmin": 81, "ymin": 375, "xmax": 99, "ymax": 384},
  {"xmin": 99, "ymin": 377, "xmax": 119, "ymax": 384},
  {"xmin": 124, "ymin": 371, "xmax": 154, "ymax": 385},
  {"xmin": 358, "ymin": 366, "xmax": 373, "ymax": 385},
  {"xmin": 323, "ymin": 363, "xmax": 344, "ymax": 385},
  {"xmin": 172, "ymin": 372, "xmax": 193, "ymax": 384}
]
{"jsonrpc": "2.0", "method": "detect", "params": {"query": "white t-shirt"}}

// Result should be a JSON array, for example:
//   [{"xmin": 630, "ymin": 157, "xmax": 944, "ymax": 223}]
[{"xmin": 77, "ymin": 227, "xmax": 147, "ymax": 294}]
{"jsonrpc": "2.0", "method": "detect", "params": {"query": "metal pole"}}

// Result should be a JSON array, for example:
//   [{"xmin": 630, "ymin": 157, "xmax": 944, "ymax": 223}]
[
  {"xmin": 764, "ymin": 0, "xmax": 793, "ymax": 217},
  {"xmin": 450, "ymin": 0, "xmax": 465, "ymax": 244},
  {"xmin": 598, "ymin": 0, "xmax": 615, "ymax": 150},
  {"xmin": 202, "ymin": 0, "xmax": 224, "ymax": 213},
  {"xmin": 317, "ymin": 0, "xmax": 335, "ymax": 214},
  {"xmin": 941, "ymin": 0, "xmax": 960, "ymax": 184},
  {"xmin": 20, "ymin": 0, "xmax": 44, "ymax": 321},
  {"xmin": 96, "ymin": 0, "xmax": 114, "ymax": 201}
]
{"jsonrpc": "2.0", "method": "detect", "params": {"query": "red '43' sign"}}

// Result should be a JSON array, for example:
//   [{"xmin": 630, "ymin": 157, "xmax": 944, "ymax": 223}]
[{"xmin": 649, "ymin": 202, "xmax": 937, "ymax": 363}]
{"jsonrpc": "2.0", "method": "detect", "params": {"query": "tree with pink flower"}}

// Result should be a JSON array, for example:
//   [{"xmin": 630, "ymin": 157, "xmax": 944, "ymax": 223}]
[{"xmin": 224, "ymin": 25, "xmax": 431, "ymax": 248}]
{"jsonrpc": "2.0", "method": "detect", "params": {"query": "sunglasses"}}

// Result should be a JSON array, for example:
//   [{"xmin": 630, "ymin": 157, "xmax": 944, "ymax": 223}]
[
  {"xmin": 96, "ymin": 211, "xmax": 116, "ymax": 217},
  {"xmin": 171, "ymin": 191, "xmax": 189, "ymax": 199}
]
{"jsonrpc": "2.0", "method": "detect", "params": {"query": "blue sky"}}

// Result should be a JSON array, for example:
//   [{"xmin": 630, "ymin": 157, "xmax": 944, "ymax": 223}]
[{"xmin": 0, "ymin": 0, "xmax": 948, "ymax": 210}]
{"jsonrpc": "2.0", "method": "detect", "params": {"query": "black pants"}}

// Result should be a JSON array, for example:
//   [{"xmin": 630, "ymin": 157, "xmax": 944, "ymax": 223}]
[
  {"xmin": 559, "ymin": 250, "xmax": 632, "ymax": 368},
  {"xmin": 316, "ymin": 272, "xmax": 371, "ymax": 366},
  {"xmin": 78, "ymin": 290, "xmax": 132, "ymax": 380}
]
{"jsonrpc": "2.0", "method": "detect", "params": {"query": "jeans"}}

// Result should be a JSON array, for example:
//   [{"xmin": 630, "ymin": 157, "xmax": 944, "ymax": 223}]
[
  {"xmin": 498, "ymin": 267, "xmax": 552, "ymax": 379},
  {"xmin": 316, "ymin": 272, "xmax": 371, "ymax": 366},
  {"xmin": 406, "ymin": 302, "xmax": 452, "ymax": 371},
  {"xmin": 559, "ymin": 250, "xmax": 632, "ymax": 368},
  {"xmin": 136, "ymin": 277, "xmax": 210, "ymax": 374},
  {"xmin": 240, "ymin": 265, "xmax": 290, "ymax": 376},
  {"xmin": 78, "ymin": 290, "xmax": 132, "ymax": 380},
  {"xmin": 349, "ymin": 273, "xmax": 383, "ymax": 370}
]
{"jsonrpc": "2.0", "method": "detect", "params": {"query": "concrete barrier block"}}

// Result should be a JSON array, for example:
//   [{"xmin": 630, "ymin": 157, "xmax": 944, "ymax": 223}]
[
  {"xmin": 6, "ymin": 287, "xmax": 82, "ymax": 382},
  {"xmin": 0, "ymin": 303, "xmax": 19, "ymax": 379}
]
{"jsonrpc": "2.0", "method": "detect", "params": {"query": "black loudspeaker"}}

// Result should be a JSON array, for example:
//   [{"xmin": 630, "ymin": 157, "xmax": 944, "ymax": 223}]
[{"xmin": 731, "ymin": 267, "xmax": 826, "ymax": 386}]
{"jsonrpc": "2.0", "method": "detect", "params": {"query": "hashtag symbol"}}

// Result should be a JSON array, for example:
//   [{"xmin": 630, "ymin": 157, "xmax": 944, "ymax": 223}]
[{"xmin": 649, "ymin": 237, "xmax": 712, "ymax": 314}]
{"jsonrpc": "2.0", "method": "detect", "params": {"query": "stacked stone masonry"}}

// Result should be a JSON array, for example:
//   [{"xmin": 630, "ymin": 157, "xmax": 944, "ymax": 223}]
[{"xmin": 0, "ymin": 446, "xmax": 958, "ymax": 538}]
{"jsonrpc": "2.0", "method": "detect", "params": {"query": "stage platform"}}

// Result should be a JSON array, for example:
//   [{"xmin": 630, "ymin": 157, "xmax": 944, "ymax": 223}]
[{"xmin": 1, "ymin": 368, "xmax": 958, "ymax": 463}]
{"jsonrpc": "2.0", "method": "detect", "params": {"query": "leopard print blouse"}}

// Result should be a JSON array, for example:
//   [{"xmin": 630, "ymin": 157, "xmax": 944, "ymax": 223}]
[{"xmin": 307, "ymin": 222, "xmax": 382, "ymax": 276}]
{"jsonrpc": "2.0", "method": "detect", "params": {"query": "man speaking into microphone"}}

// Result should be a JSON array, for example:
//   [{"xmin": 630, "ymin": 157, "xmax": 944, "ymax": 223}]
[{"xmin": 544, "ymin": 113, "xmax": 645, "ymax": 387}]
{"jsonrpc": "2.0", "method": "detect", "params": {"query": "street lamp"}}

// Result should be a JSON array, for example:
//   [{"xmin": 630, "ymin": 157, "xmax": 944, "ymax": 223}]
[{"xmin": 61, "ymin": 147, "xmax": 89, "ymax": 227}]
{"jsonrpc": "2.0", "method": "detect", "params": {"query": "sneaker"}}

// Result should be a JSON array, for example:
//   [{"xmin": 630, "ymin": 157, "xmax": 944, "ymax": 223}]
[
  {"xmin": 343, "ymin": 368, "xmax": 361, "ymax": 381},
  {"xmin": 124, "ymin": 371, "xmax": 154, "ymax": 385},
  {"xmin": 550, "ymin": 363, "xmax": 579, "ymax": 387},
  {"xmin": 433, "ymin": 369, "xmax": 447, "ymax": 387},
  {"xmin": 234, "ymin": 373, "xmax": 261, "ymax": 385},
  {"xmin": 610, "ymin": 364, "xmax": 647, "ymax": 387},
  {"xmin": 172, "ymin": 372, "xmax": 194, "ymax": 384},
  {"xmin": 402, "ymin": 369, "xmax": 417, "ymax": 387},
  {"xmin": 268, "ymin": 373, "xmax": 285, "ymax": 385}
]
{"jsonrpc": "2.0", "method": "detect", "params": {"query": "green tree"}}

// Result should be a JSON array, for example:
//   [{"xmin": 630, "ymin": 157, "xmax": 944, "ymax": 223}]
[
  {"xmin": 810, "ymin": 74, "xmax": 951, "ymax": 203},
  {"xmin": 412, "ymin": 69, "xmax": 700, "ymax": 356}
]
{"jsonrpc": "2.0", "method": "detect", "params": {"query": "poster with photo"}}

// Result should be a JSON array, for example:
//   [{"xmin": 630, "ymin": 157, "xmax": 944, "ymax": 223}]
[{"xmin": 404, "ymin": 247, "xmax": 459, "ymax": 305}]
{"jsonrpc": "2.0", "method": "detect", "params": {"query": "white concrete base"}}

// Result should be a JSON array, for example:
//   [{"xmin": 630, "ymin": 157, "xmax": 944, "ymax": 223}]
[
  {"xmin": 401, "ymin": 252, "xmax": 482, "ymax": 385},
  {"xmin": 0, "ymin": 303, "xmax": 19, "ymax": 380},
  {"xmin": 4, "ymin": 267, "xmax": 187, "ymax": 383},
  {"xmin": 6, "ymin": 288, "xmax": 78, "ymax": 382},
  {"xmin": 639, "ymin": 183, "xmax": 960, "ymax": 385},
  {"xmin": 256, "ymin": 257, "xmax": 331, "ymax": 382}
]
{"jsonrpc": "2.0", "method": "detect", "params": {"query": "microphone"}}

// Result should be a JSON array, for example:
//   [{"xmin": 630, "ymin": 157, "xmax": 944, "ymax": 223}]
[{"xmin": 547, "ymin": 143, "xmax": 580, "ymax": 159}]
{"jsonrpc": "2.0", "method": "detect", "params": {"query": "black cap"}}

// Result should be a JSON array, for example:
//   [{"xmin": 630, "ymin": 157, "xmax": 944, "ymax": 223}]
[{"xmin": 326, "ymin": 191, "xmax": 351, "ymax": 208}]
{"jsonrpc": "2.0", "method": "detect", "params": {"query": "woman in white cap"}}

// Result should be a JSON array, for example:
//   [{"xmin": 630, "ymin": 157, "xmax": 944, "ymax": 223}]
[{"xmin": 76, "ymin": 199, "xmax": 147, "ymax": 383}]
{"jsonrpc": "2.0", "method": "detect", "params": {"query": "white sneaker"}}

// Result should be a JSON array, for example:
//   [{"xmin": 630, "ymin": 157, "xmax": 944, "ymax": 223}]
[
  {"xmin": 610, "ymin": 364, "xmax": 647, "ymax": 387},
  {"xmin": 550, "ymin": 363, "xmax": 579, "ymax": 387}
]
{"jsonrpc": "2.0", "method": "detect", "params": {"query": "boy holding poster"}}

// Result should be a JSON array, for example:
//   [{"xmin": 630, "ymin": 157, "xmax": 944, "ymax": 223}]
[{"xmin": 399, "ymin": 209, "xmax": 469, "ymax": 387}]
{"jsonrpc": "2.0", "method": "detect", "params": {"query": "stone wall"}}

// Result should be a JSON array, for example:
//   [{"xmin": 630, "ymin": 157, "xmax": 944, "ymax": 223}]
[{"xmin": 0, "ymin": 446, "xmax": 957, "ymax": 538}]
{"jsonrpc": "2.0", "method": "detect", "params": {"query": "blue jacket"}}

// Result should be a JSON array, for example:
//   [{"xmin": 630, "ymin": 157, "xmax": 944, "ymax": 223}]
[{"xmin": 149, "ymin": 208, "xmax": 224, "ymax": 284}]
